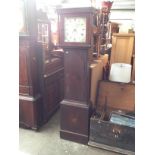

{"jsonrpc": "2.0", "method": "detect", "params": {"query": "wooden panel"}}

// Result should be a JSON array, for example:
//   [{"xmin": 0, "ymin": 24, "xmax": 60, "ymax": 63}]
[
  {"xmin": 90, "ymin": 55, "xmax": 109, "ymax": 107},
  {"xmin": 42, "ymin": 70, "xmax": 64, "ymax": 122},
  {"xmin": 58, "ymin": 75, "xmax": 64, "ymax": 101},
  {"xmin": 97, "ymin": 81, "xmax": 135, "ymax": 112},
  {"xmin": 110, "ymin": 33, "xmax": 134, "ymax": 64},
  {"xmin": 64, "ymin": 49, "xmax": 89, "ymax": 102},
  {"xmin": 90, "ymin": 56, "xmax": 107, "ymax": 107},
  {"xmin": 19, "ymin": 37, "xmax": 40, "ymax": 96},
  {"xmin": 19, "ymin": 95, "xmax": 42, "ymax": 130},
  {"xmin": 44, "ymin": 81, "xmax": 59, "ymax": 119},
  {"xmin": 19, "ymin": 85, "xmax": 31, "ymax": 95},
  {"xmin": 44, "ymin": 57, "xmax": 63, "ymax": 76},
  {"xmin": 28, "ymin": 44, "xmax": 40, "ymax": 96},
  {"xmin": 60, "ymin": 129, "xmax": 88, "ymax": 144},
  {"xmin": 19, "ymin": 40, "xmax": 30, "ymax": 86},
  {"xmin": 60, "ymin": 100, "xmax": 90, "ymax": 144},
  {"xmin": 19, "ymin": 99, "xmax": 35, "ymax": 127}
]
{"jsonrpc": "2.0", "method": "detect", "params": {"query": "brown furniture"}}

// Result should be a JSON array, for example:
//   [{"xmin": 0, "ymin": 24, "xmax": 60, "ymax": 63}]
[
  {"xmin": 57, "ymin": 7, "xmax": 96, "ymax": 144},
  {"xmin": 110, "ymin": 33, "xmax": 135, "ymax": 65},
  {"xmin": 90, "ymin": 55, "xmax": 109, "ymax": 108},
  {"xmin": 19, "ymin": 35, "xmax": 43, "ymax": 129},
  {"xmin": 90, "ymin": 60, "xmax": 104, "ymax": 108},
  {"xmin": 19, "ymin": 0, "xmax": 64, "ymax": 129},
  {"xmin": 89, "ymin": 81, "xmax": 135, "ymax": 154},
  {"xmin": 19, "ymin": 0, "xmax": 43, "ymax": 129},
  {"xmin": 38, "ymin": 48, "xmax": 64, "ymax": 123},
  {"xmin": 36, "ymin": 18, "xmax": 64, "ymax": 123},
  {"xmin": 89, "ymin": 112, "xmax": 135, "ymax": 154}
]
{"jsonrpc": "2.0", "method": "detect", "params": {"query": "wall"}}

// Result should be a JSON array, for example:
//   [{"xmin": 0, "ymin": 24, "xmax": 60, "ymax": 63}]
[{"xmin": 110, "ymin": 0, "xmax": 135, "ymax": 33}]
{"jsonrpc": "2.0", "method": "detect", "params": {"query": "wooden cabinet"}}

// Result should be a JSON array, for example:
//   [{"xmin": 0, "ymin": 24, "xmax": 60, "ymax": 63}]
[
  {"xmin": 19, "ymin": 0, "xmax": 64, "ymax": 129},
  {"xmin": 110, "ymin": 33, "xmax": 135, "ymax": 65},
  {"xmin": 19, "ymin": 39, "xmax": 64, "ymax": 130},
  {"xmin": 36, "ymin": 18, "xmax": 64, "ymax": 123},
  {"xmin": 19, "ymin": 0, "xmax": 43, "ymax": 129},
  {"xmin": 39, "ymin": 58, "xmax": 64, "ymax": 122},
  {"xmin": 19, "ymin": 36, "xmax": 43, "ymax": 129}
]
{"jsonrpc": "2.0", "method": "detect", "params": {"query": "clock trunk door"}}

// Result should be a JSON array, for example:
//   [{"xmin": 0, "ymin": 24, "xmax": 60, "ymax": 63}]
[{"xmin": 64, "ymin": 49, "xmax": 89, "ymax": 102}]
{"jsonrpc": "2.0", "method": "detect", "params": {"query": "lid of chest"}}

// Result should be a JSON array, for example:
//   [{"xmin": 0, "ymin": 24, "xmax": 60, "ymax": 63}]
[{"xmin": 96, "ymin": 81, "xmax": 135, "ymax": 114}]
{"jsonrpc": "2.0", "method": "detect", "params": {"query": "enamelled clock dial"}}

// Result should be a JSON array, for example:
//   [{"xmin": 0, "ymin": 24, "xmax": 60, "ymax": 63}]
[{"xmin": 64, "ymin": 17, "xmax": 86, "ymax": 43}]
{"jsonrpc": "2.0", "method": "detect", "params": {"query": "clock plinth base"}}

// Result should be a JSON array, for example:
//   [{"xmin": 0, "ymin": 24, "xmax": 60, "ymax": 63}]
[
  {"xmin": 60, "ymin": 130, "xmax": 88, "ymax": 144},
  {"xmin": 60, "ymin": 99, "xmax": 90, "ymax": 144}
]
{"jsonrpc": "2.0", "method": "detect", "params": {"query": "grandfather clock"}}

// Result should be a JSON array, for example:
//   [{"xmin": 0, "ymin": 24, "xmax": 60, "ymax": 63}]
[{"xmin": 57, "ymin": 7, "xmax": 96, "ymax": 144}]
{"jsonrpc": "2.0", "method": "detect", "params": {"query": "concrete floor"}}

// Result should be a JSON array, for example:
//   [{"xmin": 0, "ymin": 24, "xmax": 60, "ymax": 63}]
[{"xmin": 19, "ymin": 110, "xmax": 120, "ymax": 155}]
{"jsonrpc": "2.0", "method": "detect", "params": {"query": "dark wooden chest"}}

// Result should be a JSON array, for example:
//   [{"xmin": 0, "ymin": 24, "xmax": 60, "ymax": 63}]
[{"xmin": 88, "ymin": 81, "xmax": 135, "ymax": 154}]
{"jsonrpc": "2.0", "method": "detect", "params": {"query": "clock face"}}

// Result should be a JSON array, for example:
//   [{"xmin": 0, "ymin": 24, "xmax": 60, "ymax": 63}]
[{"xmin": 64, "ymin": 17, "xmax": 86, "ymax": 43}]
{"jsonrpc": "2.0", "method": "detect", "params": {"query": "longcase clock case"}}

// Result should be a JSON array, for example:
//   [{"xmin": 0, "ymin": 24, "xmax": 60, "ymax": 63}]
[{"xmin": 57, "ymin": 7, "xmax": 96, "ymax": 144}]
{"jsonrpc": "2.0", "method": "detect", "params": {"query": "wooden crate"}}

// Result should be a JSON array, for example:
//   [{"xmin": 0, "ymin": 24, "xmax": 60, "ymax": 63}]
[
  {"xmin": 96, "ymin": 81, "xmax": 135, "ymax": 113},
  {"xmin": 88, "ymin": 81, "xmax": 135, "ymax": 154}
]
